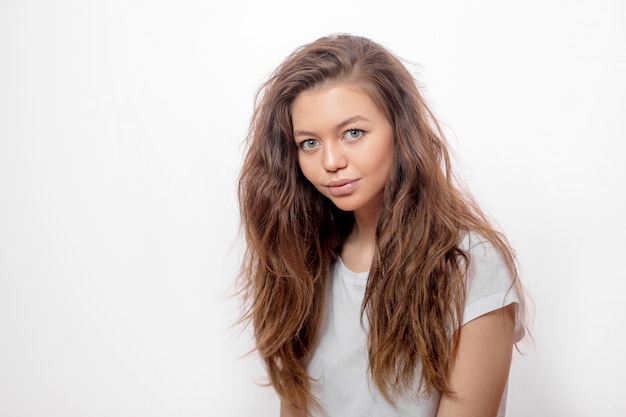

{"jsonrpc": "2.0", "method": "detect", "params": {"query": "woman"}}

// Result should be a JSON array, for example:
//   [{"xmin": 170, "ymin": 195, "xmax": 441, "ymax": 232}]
[{"xmin": 238, "ymin": 34, "xmax": 527, "ymax": 417}]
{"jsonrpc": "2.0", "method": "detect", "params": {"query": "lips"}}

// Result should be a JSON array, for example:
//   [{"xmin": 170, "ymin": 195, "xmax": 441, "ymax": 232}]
[{"xmin": 326, "ymin": 179, "xmax": 359, "ymax": 197}]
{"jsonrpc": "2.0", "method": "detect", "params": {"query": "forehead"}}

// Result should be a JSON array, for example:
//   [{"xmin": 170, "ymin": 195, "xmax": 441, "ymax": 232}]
[{"xmin": 291, "ymin": 83, "xmax": 385, "ymax": 130}]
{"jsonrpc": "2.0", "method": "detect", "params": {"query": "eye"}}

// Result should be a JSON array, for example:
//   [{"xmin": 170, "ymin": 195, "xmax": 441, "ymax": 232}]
[
  {"xmin": 299, "ymin": 139, "xmax": 319, "ymax": 150},
  {"xmin": 344, "ymin": 129, "xmax": 364, "ymax": 140}
]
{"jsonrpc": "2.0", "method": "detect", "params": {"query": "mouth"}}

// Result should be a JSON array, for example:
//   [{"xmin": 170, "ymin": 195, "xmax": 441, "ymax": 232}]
[
  {"xmin": 327, "ymin": 179, "xmax": 358, "ymax": 187},
  {"xmin": 326, "ymin": 179, "xmax": 359, "ymax": 197}
]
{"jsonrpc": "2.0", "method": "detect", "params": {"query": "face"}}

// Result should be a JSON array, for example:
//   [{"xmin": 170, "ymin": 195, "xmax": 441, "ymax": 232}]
[{"xmin": 291, "ymin": 83, "xmax": 394, "ymax": 218}]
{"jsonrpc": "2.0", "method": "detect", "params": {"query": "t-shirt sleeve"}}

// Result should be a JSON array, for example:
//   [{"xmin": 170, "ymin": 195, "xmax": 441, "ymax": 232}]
[{"xmin": 461, "ymin": 234, "xmax": 525, "ymax": 343}]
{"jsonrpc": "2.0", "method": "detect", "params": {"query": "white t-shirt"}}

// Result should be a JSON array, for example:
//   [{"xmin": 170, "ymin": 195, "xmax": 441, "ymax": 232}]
[{"xmin": 307, "ymin": 233, "xmax": 524, "ymax": 417}]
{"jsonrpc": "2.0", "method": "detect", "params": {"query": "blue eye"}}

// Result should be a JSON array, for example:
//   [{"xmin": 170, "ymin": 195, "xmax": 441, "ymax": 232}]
[
  {"xmin": 344, "ymin": 129, "xmax": 363, "ymax": 140},
  {"xmin": 300, "ymin": 139, "xmax": 318, "ymax": 150}
]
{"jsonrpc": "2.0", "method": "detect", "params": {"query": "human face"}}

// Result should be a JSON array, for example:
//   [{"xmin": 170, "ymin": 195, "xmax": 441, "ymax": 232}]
[{"xmin": 292, "ymin": 83, "xmax": 394, "ymax": 218}]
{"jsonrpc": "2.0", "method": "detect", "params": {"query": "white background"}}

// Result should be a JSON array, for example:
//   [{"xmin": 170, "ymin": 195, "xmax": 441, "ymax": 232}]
[{"xmin": 1, "ymin": 1, "xmax": 625, "ymax": 416}]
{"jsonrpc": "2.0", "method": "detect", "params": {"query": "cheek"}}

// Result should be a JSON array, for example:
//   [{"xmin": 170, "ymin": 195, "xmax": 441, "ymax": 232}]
[
  {"xmin": 371, "ymin": 138, "xmax": 394, "ymax": 172},
  {"xmin": 297, "ymin": 156, "xmax": 315, "ymax": 183}
]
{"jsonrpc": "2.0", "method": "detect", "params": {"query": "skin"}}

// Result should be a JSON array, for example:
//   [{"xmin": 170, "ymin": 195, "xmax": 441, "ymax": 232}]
[
  {"xmin": 435, "ymin": 304, "xmax": 516, "ymax": 417},
  {"xmin": 282, "ymin": 83, "xmax": 516, "ymax": 416},
  {"xmin": 292, "ymin": 83, "xmax": 394, "ymax": 272}
]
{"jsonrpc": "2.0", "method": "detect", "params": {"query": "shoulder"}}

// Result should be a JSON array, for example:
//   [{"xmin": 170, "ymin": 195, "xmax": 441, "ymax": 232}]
[
  {"xmin": 458, "ymin": 230, "xmax": 525, "ymax": 342},
  {"xmin": 458, "ymin": 230, "xmax": 512, "ymax": 284},
  {"xmin": 458, "ymin": 229, "xmax": 499, "ymax": 253}
]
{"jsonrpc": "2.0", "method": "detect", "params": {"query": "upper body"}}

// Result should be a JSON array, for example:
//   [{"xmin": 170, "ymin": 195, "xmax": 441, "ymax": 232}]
[
  {"xmin": 239, "ymin": 34, "xmax": 528, "ymax": 417},
  {"xmin": 303, "ymin": 233, "xmax": 523, "ymax": 417}
]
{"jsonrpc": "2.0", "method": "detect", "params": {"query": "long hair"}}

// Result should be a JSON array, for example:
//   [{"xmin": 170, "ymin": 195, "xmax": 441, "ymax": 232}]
[{"xmin": 238, "ymin": 34, "xmax": 525, "ymax": 411}]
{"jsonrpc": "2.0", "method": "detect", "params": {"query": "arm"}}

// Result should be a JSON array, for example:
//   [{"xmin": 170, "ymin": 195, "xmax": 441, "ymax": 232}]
[
  {"xmin": 436, "ymin": 303, "xmax": 516, "ymax": 417},
  {"xmin": 280, "ymin": 400, "xmax": 307, "ymax": 417}
]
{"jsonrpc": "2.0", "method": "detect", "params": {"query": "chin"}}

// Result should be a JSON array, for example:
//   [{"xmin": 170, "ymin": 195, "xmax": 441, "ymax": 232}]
[{"xmin": 328, "ymin": 198, "xmax": 362, "ymax": 213}]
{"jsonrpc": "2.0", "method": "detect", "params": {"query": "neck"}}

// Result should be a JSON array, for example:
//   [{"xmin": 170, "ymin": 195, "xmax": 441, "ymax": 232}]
[
  {"xmin": 340, "ymin": 207, "xmax": 379, "ymax": 272},
  {"xmin": 352, "ymin": 211, "xmax": 378, "ymax": 245}
]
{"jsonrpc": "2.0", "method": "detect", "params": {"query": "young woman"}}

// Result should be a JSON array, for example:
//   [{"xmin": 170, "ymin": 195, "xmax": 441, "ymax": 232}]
[{"xmin": 238, "ymin": 34, "xmax": 528, "ymax": 417}]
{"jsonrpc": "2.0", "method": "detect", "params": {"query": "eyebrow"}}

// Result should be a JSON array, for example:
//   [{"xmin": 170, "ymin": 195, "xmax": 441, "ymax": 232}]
[{"xmin": 293, "ymin": 115, "xmax": 371, "ymax": 138}]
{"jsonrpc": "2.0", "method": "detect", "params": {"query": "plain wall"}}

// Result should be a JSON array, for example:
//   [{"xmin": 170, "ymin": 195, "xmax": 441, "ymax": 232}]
[{"xmin": 1, "ymin": 0, "xmax": 625, "ymax": 416}]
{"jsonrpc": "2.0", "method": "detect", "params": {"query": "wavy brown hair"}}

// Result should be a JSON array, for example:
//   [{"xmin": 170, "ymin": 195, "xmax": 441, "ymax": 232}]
[{"xmin": 238, "ymin": 34, "xmax": 525, "ymax": 412}]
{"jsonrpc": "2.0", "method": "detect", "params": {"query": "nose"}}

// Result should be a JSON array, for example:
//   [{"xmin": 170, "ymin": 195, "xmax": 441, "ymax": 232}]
[{"xmin": 322, "ymin": 141, "xmax": 347, "ymax": 172}]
